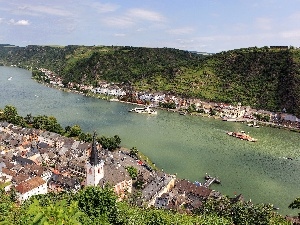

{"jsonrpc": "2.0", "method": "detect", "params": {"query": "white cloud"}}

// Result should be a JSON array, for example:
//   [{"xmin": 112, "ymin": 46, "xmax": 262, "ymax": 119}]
[
  {"xmin": 136, "ymin": 28, "xmax": 146, "ymax": 32},
  {"xmin": 92, "ymin": 2, "xmax": 119, "ymax": 13},
  {"xmin": 100, "ymin": 7, "xmax": 166, "ymax": 29},
  {"xmin": 280, "ymin": 29, "xmax": 300, "ymax": 40},
  {"xmin": 14, "ymin": 4, "xmax": 73, "ymax": 17},
  {"xmin": 101, "ymin": 16, "xmax": 134, "ymax": 28},
  {"xmin": 9, "ymin": 19, "xmax": 30, "ymax": 26},
  {"xmin": 255, "ymin": 17, "xmax": 272, "ymax": 31},
  {"xmin": 114, "ymin": 33, "xmax": 126, "ymax": 37},
  {"xmin": 126, "ymin": 8, "xmax": 165, "ymax": 22},
  {"xmin": 288, "ymin": 12, "xmax": 300, "ymax": 20},
  {"xmin": 15, "ymin": 19, "xmax": 30, "ymax": 25},
  {"xmin": 167, "ymin": 27, "xmax": 195, "ymax": 35}
]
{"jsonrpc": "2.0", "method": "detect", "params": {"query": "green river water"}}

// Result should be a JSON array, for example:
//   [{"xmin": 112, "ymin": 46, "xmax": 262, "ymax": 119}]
[{"xmin": 0, "ymin": 66, "xmax": 299, "ymax": 215}]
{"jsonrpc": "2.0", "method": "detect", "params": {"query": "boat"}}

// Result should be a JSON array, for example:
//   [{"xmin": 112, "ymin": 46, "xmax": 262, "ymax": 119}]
[
  {"xmin": 223, "ymin": 117, "xmax": 237, "ymax": 121},
  {"xmin": 108, "ymin": 98, "xmax": 119, "ymax": 102},
  {"xmin": 8, "ymin": 77, "xmax": 12, "ymax": 81},
  {"xmin": 247, "ymin": 121, "xmax": 260, "ymax": 128},
  {"xmin": 129, "ymin": 107, "xmax": 157, "ymax": 115},
  {"xmin": 226, "ymin": 131, "xmax": 257, "ymax": 142},
  {"xmin": 179, "ymin": 111, "xmax": 187, "ymax": 115}
]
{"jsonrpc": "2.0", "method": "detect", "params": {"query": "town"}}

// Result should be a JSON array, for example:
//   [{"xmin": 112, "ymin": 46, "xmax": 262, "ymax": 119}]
[{"xmin": 0, "ymin": 121, "xmax": 227, "ymax": 212}]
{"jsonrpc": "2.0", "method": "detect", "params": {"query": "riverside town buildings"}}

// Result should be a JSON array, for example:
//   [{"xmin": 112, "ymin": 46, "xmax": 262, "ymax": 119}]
[
  {"xmin": 38, "ymin": 67, "xmax": 300, "ymax": 130},
  {"xmin": 0, "ymin": 121, "xmax": 223, "ymax": 211}
]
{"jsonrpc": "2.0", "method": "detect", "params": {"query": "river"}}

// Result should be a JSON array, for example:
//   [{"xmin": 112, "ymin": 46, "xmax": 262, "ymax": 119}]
[{"xmin": 0, "ymin": 66, "xmax": 299, "ymax": 215}]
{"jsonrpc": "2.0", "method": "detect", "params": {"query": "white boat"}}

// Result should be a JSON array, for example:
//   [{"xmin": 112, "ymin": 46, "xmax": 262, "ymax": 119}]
[
  {"xmin": 247, "ymin": 122, "xmax": 260, "ymax": 128},
  {"xmin": 129, "ymin": 107, "xmax": 157, "ymax": 115},
  {"xmin": 223, "ymin": 117, "xmax": 236, "ymax": 121},
  {"xmin": 179, "ymin": 111, "xmax": 187, "ymax": 115},
  {"xmin": 8, "ymin": 77, "xmax": 12, "ymax": 81},
  {"xmin": 108, "ymin": 98, "xmax": 119, "ymax": 102}
]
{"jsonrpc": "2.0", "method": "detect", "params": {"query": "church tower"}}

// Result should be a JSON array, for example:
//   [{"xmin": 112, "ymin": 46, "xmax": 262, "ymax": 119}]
[{"xmin": 86, "ymin": 132, "xmax": 104, "ymax": 186}]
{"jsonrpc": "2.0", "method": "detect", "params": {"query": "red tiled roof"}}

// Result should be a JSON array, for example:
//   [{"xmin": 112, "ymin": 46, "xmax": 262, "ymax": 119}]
[
  {"xmin": 15, "ymin": 176, "xmax": 45, "ymax": 194},
  {"xmin": 2, "ymin": 167, "xmax": 16, "ymax": 177}
]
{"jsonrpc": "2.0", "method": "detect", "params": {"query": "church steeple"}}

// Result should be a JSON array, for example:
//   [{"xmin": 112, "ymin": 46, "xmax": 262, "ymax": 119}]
[
  {"xmin": 86, "ymin": 132, "xmax": 104, "ymax": 186},
  {"xmin": 89, "ymin": 132, "xmax": 99, "ymax": 166}
]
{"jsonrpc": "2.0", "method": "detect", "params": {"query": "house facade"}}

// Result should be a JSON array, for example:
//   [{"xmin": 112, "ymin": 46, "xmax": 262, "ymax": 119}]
[{"xmin": 15, "ymin": 176, "xmax": 47, "ymax": 202}]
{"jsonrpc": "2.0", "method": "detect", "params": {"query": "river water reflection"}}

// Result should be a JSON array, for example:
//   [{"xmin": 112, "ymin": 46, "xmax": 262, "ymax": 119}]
[{"xmin": 0, "ymin": 66, "xmax": 299, "ymax": 215}]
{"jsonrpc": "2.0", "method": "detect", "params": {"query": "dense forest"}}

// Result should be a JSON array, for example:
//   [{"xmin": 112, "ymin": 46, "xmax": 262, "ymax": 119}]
[{"xmin": 1, "ymin": 44, "xmax": 300, "ymax": 116}]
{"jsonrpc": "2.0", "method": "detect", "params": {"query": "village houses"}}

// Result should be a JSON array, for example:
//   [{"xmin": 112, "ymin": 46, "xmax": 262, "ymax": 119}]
[{"xmin": 0, "ymin": 121, "xmax": 224, "ymax": 210}]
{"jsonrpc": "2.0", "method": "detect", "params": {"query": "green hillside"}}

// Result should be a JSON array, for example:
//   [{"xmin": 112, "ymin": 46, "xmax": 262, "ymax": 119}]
[
  {"xmin": 0, "ymin": 186, "xmax": 290, "ymax": 225},
  {"xmin": 206, "ymin": 47, "xmax": 300, "ymax": 115},
  {"xmin": 1, "ymin": 45, "xmax": 300, "ymax": 116}
]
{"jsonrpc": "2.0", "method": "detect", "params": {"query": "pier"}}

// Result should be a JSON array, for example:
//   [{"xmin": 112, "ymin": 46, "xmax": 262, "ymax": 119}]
[{"xmin": 204, "ymin": 175, "xmax": 221, "ymax": 188}]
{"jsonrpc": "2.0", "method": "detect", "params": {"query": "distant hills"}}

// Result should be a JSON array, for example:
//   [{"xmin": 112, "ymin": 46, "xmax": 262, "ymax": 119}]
[{"xmin": 1, "ymin": 44, "xmax": 300, "ymax": 116}]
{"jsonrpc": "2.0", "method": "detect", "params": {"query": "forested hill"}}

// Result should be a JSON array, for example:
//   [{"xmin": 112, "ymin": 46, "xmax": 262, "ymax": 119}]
[
  {"xmin": 202, "ymin": 47, "xmax": 300, "ymax": 116},
  {"xmin": 1, "ymin": 45, "xmax": 300, "ymax": 116},
  {"xmin": 0, "ymin": 45, "xmax": 205, "ymax": 85}
]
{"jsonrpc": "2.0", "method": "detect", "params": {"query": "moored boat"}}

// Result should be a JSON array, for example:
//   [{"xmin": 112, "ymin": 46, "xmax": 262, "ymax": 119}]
[
  {"xmin": 108, "ymin": 98, "xmax": 119, "ymax": 102},
  {"xmin": 129, "ymin": 107, "xmax": 157, "ymax": 115},
  {"xmin": 179, "ymin": 111, "xmax": 187, "ymax": 115},
  {"xmin": 247, "ymin": 122, "xmax": 260, "ymax": 128}
]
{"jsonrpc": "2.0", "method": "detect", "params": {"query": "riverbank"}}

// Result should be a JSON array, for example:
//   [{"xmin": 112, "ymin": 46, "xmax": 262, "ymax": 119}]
[{"xmin": 36, "ymin": 78, "xmax": 300, "ymax": 134}]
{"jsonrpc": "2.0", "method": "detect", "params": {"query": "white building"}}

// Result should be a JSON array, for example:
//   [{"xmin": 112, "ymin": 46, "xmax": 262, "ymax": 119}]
[{"xmin": 15, "ymin": 176, "xmax": 47, "ymax": 202}]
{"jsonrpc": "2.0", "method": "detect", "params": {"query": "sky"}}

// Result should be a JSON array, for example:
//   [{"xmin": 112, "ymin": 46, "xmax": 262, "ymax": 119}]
[{"xmin": 1, "ymin": 0, "xmax": 300, "ymax": 53}]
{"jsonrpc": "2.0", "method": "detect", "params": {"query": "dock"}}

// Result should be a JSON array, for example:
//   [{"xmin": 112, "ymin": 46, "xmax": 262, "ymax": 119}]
[{"xmin": 204, "ymin": 175, "xmax": 221, "ymax": 188}]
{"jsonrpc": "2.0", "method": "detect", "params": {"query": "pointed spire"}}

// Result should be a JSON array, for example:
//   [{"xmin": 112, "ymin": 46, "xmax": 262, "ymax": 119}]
[{"xmin": 89, "ymin": 132, "xmax": 99, "ymax": 166}]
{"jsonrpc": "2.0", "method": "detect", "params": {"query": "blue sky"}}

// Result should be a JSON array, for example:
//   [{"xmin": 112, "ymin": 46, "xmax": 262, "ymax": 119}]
[{"xmin": 1, "ymin": 0, "xmax": 300, "ymax": 53}]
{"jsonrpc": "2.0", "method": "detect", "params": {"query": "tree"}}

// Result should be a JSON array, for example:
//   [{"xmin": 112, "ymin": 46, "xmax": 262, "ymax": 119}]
[
  {"xmin": 98, "ymin": 135, "xmax": 121, "ymax": 151},
  {"xmin": 22, "ymin": 199, "xmax": 85, "ymax": 225},
  {"xmin": 130, "ymin": 147, "xmax": 139, "ymax": 157},
  {"xmin": 187, "ymin": 104, "xmax": 196, "ymax": 113},
  {"xmin": 69, "ymin": 124, "xmax": 82, "ymax": 137},
  {"xmin": 0, "ymin": 188, "xmax": 21, "ymax": 224},
  {"xmin": 24, "ymin": 113, "xmax": 34, "ymax": 124},
  {"xmin": 126, "ymin": 166, "xmax": 138, "ymax": 179},
  {"xmin": 9, "ymin": 187, "xmax": 18, "ymax": 203},
  {"xmin": 12, "ymin": 115, "xmax": 26, "ymax": 127},
  {"xmin": 79, "ymin": 132, "xmax": 93, "ymax": 142},
  {"xmin": 114, "ymin": 135, "xmax": 121, "ymax": 147},
  {"xmin": 289, "ymin": 197, "xmax": 300, "ymax": 217},
  {"xmin": 74, "ymin": 186, "xmax": 118, "ymax": 223},
  {"xmin": 198, "ymin": 196, "xmax": 288, "ymax": 225},
  {"xmin": 65, "ymin": 125, "xmax": 71, "ymax": 133},
  {"xmin": 3, "ymin": 105, "xmax": 18, "ymax": 120},
  {"xmin": 32, "ymin": 115, "xmax": 63, "ymax": 134},
  {"xmin": 47, "ymin": 116, "xmax": 64, "ymax": 134},
  {"xmin": 209, "ymin": 108, "xmax": 217, "ymax": 116}
]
